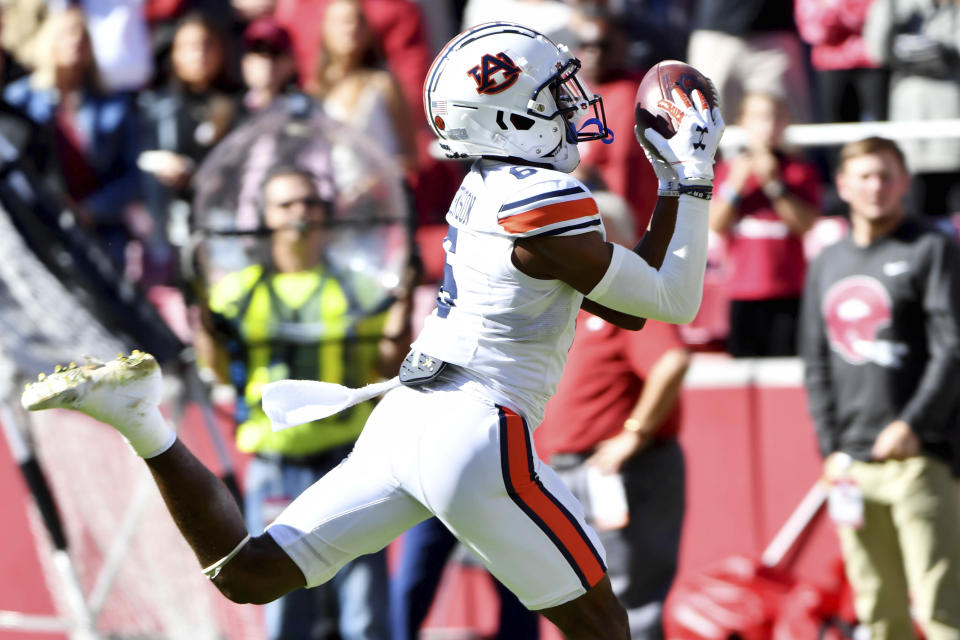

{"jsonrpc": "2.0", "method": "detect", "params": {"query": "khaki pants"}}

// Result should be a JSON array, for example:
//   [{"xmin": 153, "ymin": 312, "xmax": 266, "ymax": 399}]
[{"xmin": 829, "ymin": 456, "xmax": 960, "ymax": 640}]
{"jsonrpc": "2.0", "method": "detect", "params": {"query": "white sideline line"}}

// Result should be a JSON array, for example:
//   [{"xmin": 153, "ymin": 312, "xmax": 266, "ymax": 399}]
[
  {"xmin": 722, "ymin": 118, "xmax": 960, "ymax": 151},
  {"xmin": 683, "ymin": 354, "xmax": 804, "ymax": 388},
  {"xmin": 0, "ymin": 611, "xmax": 71, "ymax": 632}
]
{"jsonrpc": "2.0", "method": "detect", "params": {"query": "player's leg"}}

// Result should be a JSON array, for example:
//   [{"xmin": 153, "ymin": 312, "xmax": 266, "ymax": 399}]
[
  {"xmin": 539, "ymin": 577, "xmax": 628, "ymax": 639},
  {"xmin": 148, "ymin": 439, "xmax": 307, "ymax": 603},
  {"xmin": 21, "ymin": 353, "xmax": 306, "ymax": 604},
  {"xmin": 245, "ymin": 450, "xmax": 389, "ymax": 640},
  {"xmin": 412, "ymin": 393, "xmax": 628, "ymax": 639},
  {"xmin": 20, "ymin": 353, "xmax": 424, "ymax": 610}
]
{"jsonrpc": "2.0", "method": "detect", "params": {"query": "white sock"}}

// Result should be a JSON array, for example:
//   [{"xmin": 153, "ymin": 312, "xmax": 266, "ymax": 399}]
[{"xmin": 122, "ymin": 407, "xmax": 176, "ymax": 458}]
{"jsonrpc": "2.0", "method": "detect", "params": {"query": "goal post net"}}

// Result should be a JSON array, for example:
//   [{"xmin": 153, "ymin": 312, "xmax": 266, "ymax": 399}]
[{"xmin": 0, "ymin": 149, "xmax": 262, "ymax": 638}]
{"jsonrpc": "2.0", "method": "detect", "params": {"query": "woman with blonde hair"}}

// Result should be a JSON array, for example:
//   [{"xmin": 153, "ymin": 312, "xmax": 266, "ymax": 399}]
[
  {"xmin": 4, "ymin": 5, "xmax": 142, "ymax": 270},
  {"xmin": 311, "ymin": 0, "xmax": 417, "ymax": 174}
]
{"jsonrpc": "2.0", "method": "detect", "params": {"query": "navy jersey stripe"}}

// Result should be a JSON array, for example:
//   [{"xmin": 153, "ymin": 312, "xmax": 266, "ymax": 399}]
[
  {"xmin": 499, "ymin": 186, "xmax": 586, "ymax": 213},
  {"xmin": 529, "ymin": 218, "xmax": 602, "ymax": 237}
]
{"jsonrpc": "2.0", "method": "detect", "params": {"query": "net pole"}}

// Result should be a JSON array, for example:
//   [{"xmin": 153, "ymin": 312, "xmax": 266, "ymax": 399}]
[{"xmin": 0, "ymin": 403, "xmax": 100, "ymax": 640}]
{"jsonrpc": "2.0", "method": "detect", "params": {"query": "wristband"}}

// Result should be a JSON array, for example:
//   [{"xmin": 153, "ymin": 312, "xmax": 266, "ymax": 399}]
[
  {"xmin": 623, "ymin": 418, "xmax": 642, "ymax": 432},
  {"xmin": 762, "ymin": 180, "xmax": 786, "ymax": 200},
  {"xmin": 678, "ymin": 184, "xmax": 713, "ymax": 201}
]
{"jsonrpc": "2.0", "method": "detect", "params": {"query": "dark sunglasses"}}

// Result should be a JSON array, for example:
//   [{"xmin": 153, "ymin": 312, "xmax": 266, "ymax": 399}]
[{"xmin": 271, "ymin": 196, "xmax": 327, "ymax": 209}]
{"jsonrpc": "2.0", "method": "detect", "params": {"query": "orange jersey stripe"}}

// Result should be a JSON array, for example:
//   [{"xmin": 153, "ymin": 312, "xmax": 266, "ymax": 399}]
[
  {"xmin": 499, "ymin": 407, "xmax": 606, "ymax": 590},
  {"xmin": 498, "ymin": 197, "xmax": 598, "ymax": 234}
]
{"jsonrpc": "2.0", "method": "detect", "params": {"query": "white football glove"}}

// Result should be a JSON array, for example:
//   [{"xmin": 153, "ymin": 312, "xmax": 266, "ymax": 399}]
[
  {"xmin": 637, "ymin": 88, "xmax": 724, "ymax": 186},
  {"xmin": 635, "ymin": 125, "xmax": 678, "ymax": 182}
]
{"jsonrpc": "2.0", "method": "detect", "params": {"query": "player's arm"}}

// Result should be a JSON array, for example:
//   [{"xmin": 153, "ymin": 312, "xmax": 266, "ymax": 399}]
[
  {"xmin": 579, "ymin": 194, "xmax": 680, "ymax": 329},
  {"xmin": 515, "ymin": 91, "xmax": 724, "ymax": 327}
]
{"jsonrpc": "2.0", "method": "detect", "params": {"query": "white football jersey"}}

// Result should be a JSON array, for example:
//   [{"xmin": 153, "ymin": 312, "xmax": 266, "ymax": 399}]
[{"xmin": 411, "ymin": 159, "xmax": 603, "ymax": 426}]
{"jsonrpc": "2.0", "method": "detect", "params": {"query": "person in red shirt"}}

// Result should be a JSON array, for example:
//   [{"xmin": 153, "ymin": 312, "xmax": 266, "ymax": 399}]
[
  {"xmin": 709, "ymin": 91, "xmax": 822, "ymax": 357},
  {"xmin": 794, "ymin": 0, "xmax": 887, "ymax": 124},
  {"xmin": 536, "ymin": 208, "xmax": 692, "ymax": 640}
]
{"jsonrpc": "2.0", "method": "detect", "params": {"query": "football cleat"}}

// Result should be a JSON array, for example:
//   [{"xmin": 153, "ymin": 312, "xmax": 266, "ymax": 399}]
[
  {"xmin": 21, "ymin": 351, "xmax": 174, "ymax": 458},
  {"xmin": 22, "ymin": 351, "xmax": 162, "ymax": 424}
]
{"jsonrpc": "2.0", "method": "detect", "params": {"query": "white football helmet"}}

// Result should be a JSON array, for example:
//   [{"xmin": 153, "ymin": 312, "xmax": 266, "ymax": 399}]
[{"xmin": 424, "ymin": 22, "xmax": 611, "ymax": 173}]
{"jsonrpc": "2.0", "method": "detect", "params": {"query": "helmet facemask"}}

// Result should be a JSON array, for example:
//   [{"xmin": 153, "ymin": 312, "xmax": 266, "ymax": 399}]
[{"xmin": 527, "ymin": 56, "xmax": 611, "ymax": 145}]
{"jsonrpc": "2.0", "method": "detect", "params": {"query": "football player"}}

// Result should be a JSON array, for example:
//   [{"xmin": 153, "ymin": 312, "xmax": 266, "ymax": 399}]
[{"xmin": 22, "ymin": 23, "xmax": 722, "ymax": 639}]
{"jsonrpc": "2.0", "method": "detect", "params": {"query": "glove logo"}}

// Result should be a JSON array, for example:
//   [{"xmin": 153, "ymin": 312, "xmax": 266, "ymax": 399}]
[
  {"xmin": 692, "ymin": 125, "xmax": 707, "ymax": 150},
  {"xmin": 467, "ymin": 53, "xmax": 521, "ymax": 95}
]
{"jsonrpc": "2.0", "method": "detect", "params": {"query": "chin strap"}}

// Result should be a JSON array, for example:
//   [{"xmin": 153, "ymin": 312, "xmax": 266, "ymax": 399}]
[{"xmin": 578, "ymin": 118, "xmax": 615, "ymax": 144}]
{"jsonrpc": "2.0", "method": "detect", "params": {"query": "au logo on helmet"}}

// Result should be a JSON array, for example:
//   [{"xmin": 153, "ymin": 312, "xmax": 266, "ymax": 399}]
[{"xmin": 467, "ymin": 52, "xmax": 521, "ymax": 95}]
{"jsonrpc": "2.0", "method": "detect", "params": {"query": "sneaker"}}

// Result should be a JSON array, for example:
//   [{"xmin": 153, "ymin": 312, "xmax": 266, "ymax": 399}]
[{"xmin": 21, "ymin": 351, "xmax": 162, "ymax": 425}]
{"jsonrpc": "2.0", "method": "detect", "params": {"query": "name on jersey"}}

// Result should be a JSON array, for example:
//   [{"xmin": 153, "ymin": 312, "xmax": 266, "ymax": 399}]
[{"xmin": 450, "ymin": 186, "xmax": 476, "ymax": 225}]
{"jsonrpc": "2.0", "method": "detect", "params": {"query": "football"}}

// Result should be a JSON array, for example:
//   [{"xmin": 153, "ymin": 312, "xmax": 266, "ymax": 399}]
[{"xmin": 634, "ymin": 60, "xmax": 717, "ymax": 139}]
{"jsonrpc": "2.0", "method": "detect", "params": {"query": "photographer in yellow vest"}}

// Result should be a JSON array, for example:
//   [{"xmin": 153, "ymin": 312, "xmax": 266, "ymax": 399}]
[{"xmin": 197, "ymin": 164, "xmax": 410, "ymax": 640}]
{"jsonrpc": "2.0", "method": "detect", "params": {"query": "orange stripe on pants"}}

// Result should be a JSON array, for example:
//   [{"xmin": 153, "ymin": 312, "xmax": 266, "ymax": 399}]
[{"xmin": 498, "ymin": 407, "xmax": 606, "ymax": 590}]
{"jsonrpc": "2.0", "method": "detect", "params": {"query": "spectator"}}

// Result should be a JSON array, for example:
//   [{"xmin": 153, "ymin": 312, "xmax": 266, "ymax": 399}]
[
  {"xmin": 536, "ymin": 203, "xmax": 692, "ymax": 640},
  {"xmin": 0, "ymin": 0, "xmax": 46, "ymax": 75},
  {"xmin": 795, "ymin": 0, "xmax": 888, "ymax": 124},
  {"xmin": 461, "ymin": 0, "xmax": 576, "ymax": 46},
  {"xmin": 687, "ymin": 0, "xmax": 811, "ymax": 124},
  {"xmin": 412, "ymin": 0, "xmax": 458, "ymax": 54},
  {"xmin": 390, "ymin": 517, "xmax": 540, "ymax": 640},
  {"xmin": 275, "ymin": 0, "xmax": 461, "ymax": 226},
  {"xmin": 274, "ymin": 0, "xmax": 430, "ymax": 118},
  {"xmin": 309, "ymin": 0, "xmax": 417, "ymax": 174},
  {"xmin": 864, "ymin": 0, "xmax": 960, "ymax": 216},
  {"xmin": 0, "ymin": 3, "xmax": 49, "ymax": 178},
  {"xmin": 709, "ymin": 91, "xmax": 821, "ymax": 357},
  {"xmin": 4, "ymin": 5, "xmax": 143, "ymax": 269},
  {"xmin": 197, "ymin": 165, "xmax": 410, "ymax": 640},
  {"xmin": 232, "ymin": 0, "xmax": 276, "ymax": 23},
  {"xmin": 0, "ymin": 5, "xmax": 29, "ymax": 87},
  {"xmin": 571, "ymin": 9, "xmax": 657, "ymax": 231},
  {"xmin": 80, "ymin": 0, "xmax": 153, "ymax": 91},
  {"xmin": 138, "ymin": 11, "xmax": 241, "ymax": 283},
  {"xmin": 800, "ymin": 136, "xmax": 960, "ymax": 640},
  {"xmin": 239, "ymin": 16, "xmax": 299, "ymax": 116},
  {"xmin": 606, "ymin": 0, "xmax": 695, "ymax": 69}
]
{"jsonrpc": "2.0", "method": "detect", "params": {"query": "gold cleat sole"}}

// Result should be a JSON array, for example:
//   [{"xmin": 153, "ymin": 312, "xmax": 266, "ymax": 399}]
[{"xmin": 21, "ymin": 351, "xmax": 159, "ymax": 412}]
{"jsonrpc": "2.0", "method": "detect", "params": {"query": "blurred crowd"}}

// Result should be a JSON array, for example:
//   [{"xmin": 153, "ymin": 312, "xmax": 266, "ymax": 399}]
[
  {"xmin": 1, "ymin": 0, "xmax": 958, "ymax": 357},
  {"xmin": 3, "ymin": 1, "xmax": 960, "ymax": 639}
]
